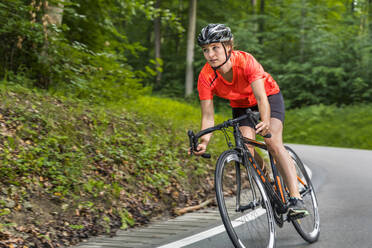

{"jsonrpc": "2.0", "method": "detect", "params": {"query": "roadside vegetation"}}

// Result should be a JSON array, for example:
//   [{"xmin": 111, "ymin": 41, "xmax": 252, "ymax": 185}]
[
  {"xmin": 1, "ymin": 83, "xmax": 371, "ymax": 246},
  {"xmin": 0, "ymin": 84, "xmax": 219, "ymax": 247},
  {"xmin": 285, "ymin": 104, "xmax": 372, "ymax": 150}
]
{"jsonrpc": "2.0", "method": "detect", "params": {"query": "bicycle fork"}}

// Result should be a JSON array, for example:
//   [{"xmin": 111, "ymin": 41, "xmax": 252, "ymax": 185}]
[{"xmin": 235, "ymin": 161, "xmax": 260, "ymax": 213}]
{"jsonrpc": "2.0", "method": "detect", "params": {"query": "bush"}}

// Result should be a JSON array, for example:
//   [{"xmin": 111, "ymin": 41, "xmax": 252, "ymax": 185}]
[{"xmin": 284, "ymin": 104, "xmax": 372, "ymax": 149}]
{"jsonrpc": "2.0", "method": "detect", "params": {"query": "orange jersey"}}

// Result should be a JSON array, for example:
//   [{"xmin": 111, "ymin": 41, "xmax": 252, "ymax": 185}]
[{"xmin": 197, "ymin": 50, "xmax": 280, "ymax": 108}]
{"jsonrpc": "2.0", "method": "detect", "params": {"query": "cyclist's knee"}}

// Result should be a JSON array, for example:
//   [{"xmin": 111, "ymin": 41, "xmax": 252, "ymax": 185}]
[
  {"xmin": 244, "ymin": 144, "xmax": 255, "ymax": 154},
  {"xmin": 267, "ymin": 141, "xmax": 283, "ymax": 157}
]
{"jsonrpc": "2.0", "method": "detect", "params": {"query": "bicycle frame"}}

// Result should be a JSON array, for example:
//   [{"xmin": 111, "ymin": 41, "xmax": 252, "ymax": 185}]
[
  {"xmin": 231, "ymin": 122, "xmax": 289, "ymax": 215},
  {"xmin": 188, "ymin": 110, "xmax": 320, "ymax": 246},
  {"xmin": 187, "ymin": 109, "xmax": 308, "ymax": 217}
]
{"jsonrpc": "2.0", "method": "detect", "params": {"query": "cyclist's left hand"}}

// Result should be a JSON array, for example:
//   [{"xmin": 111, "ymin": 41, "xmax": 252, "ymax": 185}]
[
  {"xmin": 255, "ymin": 121, "xmax": 270, "ymax": 137},
  {"xmin": 193, "ymin": 143, "xmax": 207, "ymax": 156}
]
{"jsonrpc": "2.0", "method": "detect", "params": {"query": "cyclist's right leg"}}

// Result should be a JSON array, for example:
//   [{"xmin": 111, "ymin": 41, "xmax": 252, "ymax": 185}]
[
  {"xmin": 264, "ymin": 118, "xmax": 301, "ymax": 200},
  {"xmin": 240, "ymin": 126, "xmax": 271, "ymax": 178},
  {"xmin": 233, "ymin": 108, "xmax": 271, "ymax": 177}
]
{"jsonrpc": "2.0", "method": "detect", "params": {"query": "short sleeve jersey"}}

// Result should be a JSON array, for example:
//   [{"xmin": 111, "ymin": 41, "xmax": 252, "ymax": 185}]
[{"xmin": 197, "ymin": 50, "xmax": 280, "ymax": 108}]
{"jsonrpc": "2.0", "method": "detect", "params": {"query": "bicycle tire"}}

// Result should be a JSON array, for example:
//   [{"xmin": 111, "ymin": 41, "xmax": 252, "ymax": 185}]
[
  {"xmin": 285, "ymin": 146, "xmax": 320, "ymax": 243},
  {"xmin": 269, "ymin": 154, "xmax": 286, "ymax": 228},
  {"xmin": 272, "ymin": 174, "xmax": 285, "ymax": 228},
  {"xmin": 215, "ymin": 149, "xmax": 276, "ymax": 248}
]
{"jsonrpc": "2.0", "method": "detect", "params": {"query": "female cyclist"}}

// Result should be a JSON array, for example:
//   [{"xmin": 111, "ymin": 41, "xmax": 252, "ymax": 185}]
[{"xmin": 192, "ymin": 23, "xmax": 308, "ymax": 217}]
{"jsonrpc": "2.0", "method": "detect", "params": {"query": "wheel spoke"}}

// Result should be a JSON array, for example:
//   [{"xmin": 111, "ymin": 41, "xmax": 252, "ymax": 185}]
[{"xmin": 215, "ymin": 150, "xmax": 276, "ymax": 248}]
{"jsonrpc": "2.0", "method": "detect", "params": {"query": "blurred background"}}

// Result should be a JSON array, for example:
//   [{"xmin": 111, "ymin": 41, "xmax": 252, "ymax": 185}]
[{"xmin": 2, "ymin": 0, "xmax": 372, "ymax": 107}]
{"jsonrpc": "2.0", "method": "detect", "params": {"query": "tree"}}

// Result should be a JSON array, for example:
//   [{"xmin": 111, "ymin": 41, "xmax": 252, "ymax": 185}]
[
  {"xmin": 40, "ymin": 0, "xmax": 65, "ymax": 87},
  {"xmin": 258, "ymin": 0, "xmax": 265, "ymax": 44},
  {"xmin": 43, "ymin": 0, "xmax": 65, "ymax": 26},
  {"xmin": 299, "ymin": 0, "xmax": 306, "ymax": 62},
  {"xmin": 185, "ymin": 0, "xmax": 197, "ymax": 97},
  {"xmin": 154, "ymin": 0, "xmax": 162, "ymax": 86}
]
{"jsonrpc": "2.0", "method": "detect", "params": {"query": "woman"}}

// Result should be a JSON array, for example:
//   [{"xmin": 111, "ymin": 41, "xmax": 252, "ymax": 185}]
[{"xmin": 193, "ymin": 23, "xmax": 308, "ymax": 217}]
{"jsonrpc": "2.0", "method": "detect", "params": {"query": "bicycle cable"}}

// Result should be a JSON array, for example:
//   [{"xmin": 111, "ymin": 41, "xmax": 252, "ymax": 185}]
[{"xmin": 221, "ymin": 127, "xmax": 233, "ymax": 148}]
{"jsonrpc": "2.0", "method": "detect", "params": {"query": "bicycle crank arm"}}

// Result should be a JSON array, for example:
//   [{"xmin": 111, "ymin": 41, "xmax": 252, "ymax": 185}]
[
  {"xmin": 237, "ymin": 201, "xmax": 260, "ymax": 212},
  {"xmin": 300, "ymin": 188, "xmax": 311, "ymax": 198}
]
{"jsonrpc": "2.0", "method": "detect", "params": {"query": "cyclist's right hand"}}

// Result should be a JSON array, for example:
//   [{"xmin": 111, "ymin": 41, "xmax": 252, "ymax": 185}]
[{"xmin": 193, "ymin": 143, "xmax": 207, "ymax": 156}]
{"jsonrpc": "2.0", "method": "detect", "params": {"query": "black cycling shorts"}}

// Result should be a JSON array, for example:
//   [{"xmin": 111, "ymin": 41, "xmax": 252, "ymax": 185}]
[{"xmin": 232, "ymin": 92, "xmax": 285, "ymax": 128}]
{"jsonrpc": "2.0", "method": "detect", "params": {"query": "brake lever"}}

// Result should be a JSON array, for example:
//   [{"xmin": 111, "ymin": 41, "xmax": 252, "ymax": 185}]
[
  {"xmin": 187, "ymin": 130, "xmax": 196, "ymax": 156},
  {"xmin": 201, "ymin": 153, "xmax": 211, "ymax": 159},
  {"xmin": 187, "ymin": 130, "xmax": 211, "ymax": 159},
  {"xmin": 246, "ymin": 109, "xmax": 272, "ymax": 138}
]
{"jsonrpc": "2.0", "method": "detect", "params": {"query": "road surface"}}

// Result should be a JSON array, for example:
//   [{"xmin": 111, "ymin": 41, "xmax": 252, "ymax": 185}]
[{"xmin": 73, "ymin": 144, "xmax": 372, "ymax": 248}]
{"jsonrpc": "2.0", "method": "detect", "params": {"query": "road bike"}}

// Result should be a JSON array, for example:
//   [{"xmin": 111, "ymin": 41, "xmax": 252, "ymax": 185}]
[{"xmin": 187, "ymin": 109, "xmax": 320, "ymax": 248}]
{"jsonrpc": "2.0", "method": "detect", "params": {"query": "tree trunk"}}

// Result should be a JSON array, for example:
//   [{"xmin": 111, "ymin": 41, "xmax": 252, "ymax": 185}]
[
  {"xmin": 251, "ymin": 0, "xmax": 257, "ymax": 14},
  {"xmin": 299, "ymin": 0, "xmax": 306, "ymax": 62},
  {"xmin": 176, "ymin": 0, "xmax": 184, "ymax": 54},
  {"xmin": 44, "ymin": 0, "xmax": 64, "ymax": 26},
  {"xmin": 185, "ymin": 0, "xmax": 197, "ymax": 97},
  {"xmin": 258, "ymin": 0, "xmax": 265, "ymax": 44},
  {"xmin": 154, "ymin": 0, "xmax": 162, "ymax": 88},
  {"xmin": 351, "ymin": 0, "xmax": 355, "ymax": 14},
  {"xmin": 40, "ymin": 0, "xmax": 64, "ymax": 87},
  {"xmin": 251, "ymin": 0, "xmax": 258, "ymax": 34},
  {"xmin": 369, "ymin": 0, "xmax": 372, "ymax": 37},
  {"xmin": 279, "ymin": 0, "xmax": 285, "ymax": 63},
  {"xmin": 42, "ymin": 0, "xmax": 65, "ymax": 48}
]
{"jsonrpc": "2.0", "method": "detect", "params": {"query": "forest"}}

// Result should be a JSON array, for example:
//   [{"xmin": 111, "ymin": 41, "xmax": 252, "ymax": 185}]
[
  {"xmin": 0, "ymin": 0, "xmax": 371, "ymax": 247},
  {"xmin": 1, "ymin": 0, "xmax": 371, "ymax": 108}
]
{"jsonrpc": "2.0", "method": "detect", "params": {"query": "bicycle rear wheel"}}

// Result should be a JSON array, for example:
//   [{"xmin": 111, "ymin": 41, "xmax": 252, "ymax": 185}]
[
  {"xmin": 285, "ymin": 146, "xmax": 320, "ymax": 243},
  {"xmin": 215, "ymin": 150, "xmax": 275, "ymax": 248}
]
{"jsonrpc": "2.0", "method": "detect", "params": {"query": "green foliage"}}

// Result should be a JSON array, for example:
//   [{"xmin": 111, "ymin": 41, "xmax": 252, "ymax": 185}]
[
  {"xmin": 201, "ymin": 1, "xmax": 370, "ymax": 109},
  {"xmin": 124, "ymin": 95, "xmax": 233, "ymax": 165},
  {"xmin": 0, "ymin": 0, "xmax": 372, "ymax": 108},
  {"xmin": 0, "ymin": 208, "xmax": 11, "ymax": 217},
  {"xmin": 0, "ymin": 1, "xmax": 44, "ymax": 84},
  {"xmin": 69, "ymin": 224, "xmax": 84, "ymax": 230},
  {"xmin": 284, "ymin": 104, "xmax": 372, "ymax": 149},
  {"xmin": 1, "ymin": 0, "xmax": 372, "ymax": 107},
  {"xmin": 119, "ymin": 208, "xmax": 135, "ymax": 229},
  {"xmin": 0, "ymin": 86, "xmax": 219, "ymax": 217},
  {"xmin": 0, "ymin": 0, "xmax": 184, "ymax": 103},
  {"xmin": 48, "ymin": 38, "xmax": 151, "ymax": 102},
  {"xmin": 0, "ymin": 86, "xmax": 234, "ymax": 245}
]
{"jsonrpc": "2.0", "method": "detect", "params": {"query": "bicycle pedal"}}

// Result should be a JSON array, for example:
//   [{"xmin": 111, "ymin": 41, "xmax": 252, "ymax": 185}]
[{"xmin": 288, "ymin": 212, "xmax": 306, "ymax": 221}]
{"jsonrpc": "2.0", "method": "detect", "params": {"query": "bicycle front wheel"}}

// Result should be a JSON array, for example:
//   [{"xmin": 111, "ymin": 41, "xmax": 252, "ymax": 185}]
[
  {"xmin": 215, "ymin": 150, "xmax": 275, "ymax": 248},
  {"xmin": 286, "ymin": 146, "xmax": 320, "ymax": 243}
]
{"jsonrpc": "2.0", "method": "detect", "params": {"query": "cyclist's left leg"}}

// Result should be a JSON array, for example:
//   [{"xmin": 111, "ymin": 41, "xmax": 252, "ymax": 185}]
[
  {"xmin": 264, "ymin": 118, "xmax": 300, "ymax": 199},
  {"xmin": 265, "ymin": 118, "xmax": 309, "ymax": 218},
  {"xmin": 240, "ymin": 126, "xmax": 270, "ymax": 177}
]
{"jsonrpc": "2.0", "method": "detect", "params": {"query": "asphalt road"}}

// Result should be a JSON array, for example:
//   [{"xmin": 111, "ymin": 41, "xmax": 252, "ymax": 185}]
[
  {"xmin": 284, "ymin": 144, "xmax": 372, "ymax": 248},
  {"xmin": 74, "ymin": 144, "xmax": 372, "ymax": 248},
  {"xmin": 160, "ymin": 144, "xmax": 372, "ymax": 248}
]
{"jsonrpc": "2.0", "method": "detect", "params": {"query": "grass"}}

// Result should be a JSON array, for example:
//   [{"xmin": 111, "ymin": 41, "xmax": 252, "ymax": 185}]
[
  {"xmin": 284, "ymin": 104, "xmax": 372, "ymax": 150},
  {"xmin": 0, "ymin": 84, "xmax": 221, "ymax": 246},
  {"xmin": 124, "ymin": 95, "xmax": 232, "ymax": 158},
  {"xmin": 126, "ymin": 96, "xmax": 372, "ymax": 151}
]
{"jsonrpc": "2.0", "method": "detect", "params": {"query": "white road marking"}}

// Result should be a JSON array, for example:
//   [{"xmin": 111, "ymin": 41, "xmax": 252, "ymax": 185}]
[
  {"xmin": 157, "ymin": 164, "xmax": 312, "ymax": 248},
  {"xmin": 156, "ymin": 209, "xmax": 266, "ymax": 248}
]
